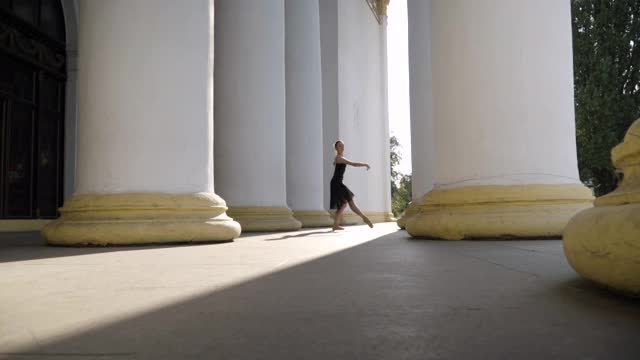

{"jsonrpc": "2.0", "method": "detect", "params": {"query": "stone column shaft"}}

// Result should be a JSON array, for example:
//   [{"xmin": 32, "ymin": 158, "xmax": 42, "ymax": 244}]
[
  {"xmin": 405, "ymin": 0, "xmax": 593, "ymax": 239},
  {"xmin": 398, "ymin": 0, "xmax": 436, "ymax": 229},
  {"xmin": 215, "ymin": 0, "xmax": 301, "ymax": 231},
  {"xmin": 285, "ymin": 0, "xmax": 332, "ymax": 227},
  {"xmin": 43, "ymin": 0, "xmax": 240, "ymax": 245}
]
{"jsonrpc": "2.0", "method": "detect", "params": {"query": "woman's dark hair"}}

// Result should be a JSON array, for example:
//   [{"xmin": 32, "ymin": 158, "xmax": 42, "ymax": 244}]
[{"xmin": 334, "ymin": 140, "xmax": 343, "ymax": 150}]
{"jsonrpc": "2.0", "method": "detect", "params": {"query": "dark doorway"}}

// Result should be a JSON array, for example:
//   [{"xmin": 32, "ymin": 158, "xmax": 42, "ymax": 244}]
[{"xmin": 0, "ymin": 0, "xmax": 66, "ymax": 219}]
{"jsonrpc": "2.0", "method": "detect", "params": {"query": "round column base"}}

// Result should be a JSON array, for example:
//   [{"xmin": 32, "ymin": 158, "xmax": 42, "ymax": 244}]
[
  {"xmin": 397, "ymin": 201, "xmax": 419, "ymax": 229},
  {"xmin": 42, "ymin": 193, "xmax": 241, "ymax": 246},
  {"xmin": 293, "ymin": 210, "xmax": 334, "ymax": 228},
  {"xmin": 406, "ymin": 184, "xmax": 593, "ymax": 240},
  {"xmin": 365, "ymin": 212, "xmax": 396, "ymax": 223},
  {"xmin": 563, "ymin": 119, "xmax": 640, "ymax": 297},
  {"xmin": 227, "ymin": 206, "xmax": 302, "ymax": 232},
  {"xmin": 328, "ymin": 210, "xmax": 362, "ymax": 225},
  {"xmin": 563, "ymin": 205, "xmax": 640, "ymax": 297}
]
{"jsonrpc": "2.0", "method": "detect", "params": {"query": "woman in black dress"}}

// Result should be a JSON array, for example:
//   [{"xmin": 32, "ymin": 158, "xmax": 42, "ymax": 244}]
[{"xmin": 330, "ymin": 140, "xmax": 374, "ymax": 230}]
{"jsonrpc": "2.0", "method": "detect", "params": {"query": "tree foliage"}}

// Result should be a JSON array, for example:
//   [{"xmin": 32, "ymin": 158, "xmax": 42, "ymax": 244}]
[
  {"xmin": 390, "ymin": 136, "xmax": 412, "ymax": 217},
  {"xmin": 572, "ymin": 0, "xmax": 640, "ymax": 195}
]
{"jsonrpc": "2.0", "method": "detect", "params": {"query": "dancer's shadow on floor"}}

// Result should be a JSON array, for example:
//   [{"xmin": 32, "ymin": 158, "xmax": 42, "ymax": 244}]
[{"xmin": 265, "ymin": 230, "xmax": 335, "ymax": 241}]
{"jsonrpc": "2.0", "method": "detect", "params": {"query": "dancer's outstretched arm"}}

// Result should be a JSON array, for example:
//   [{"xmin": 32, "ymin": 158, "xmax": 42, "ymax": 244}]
[{"xmin": 335, "ymin": 155, "xmax": 370, "ymax": 170}]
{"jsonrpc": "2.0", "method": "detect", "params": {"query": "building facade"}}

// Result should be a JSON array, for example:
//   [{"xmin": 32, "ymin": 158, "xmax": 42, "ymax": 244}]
[
  {"xmin": 0, "ymin": 0, "xmax": 393, "ymax": 242},
  {"xmin": 2, "ymin": 0, "xmax": 637, "ymax": 299}
]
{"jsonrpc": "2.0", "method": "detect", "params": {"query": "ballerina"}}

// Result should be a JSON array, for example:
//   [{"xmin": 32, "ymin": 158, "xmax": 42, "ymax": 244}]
[{"xmin": 330, "ymin": 140, "xmax": 374, "ymax": 230}]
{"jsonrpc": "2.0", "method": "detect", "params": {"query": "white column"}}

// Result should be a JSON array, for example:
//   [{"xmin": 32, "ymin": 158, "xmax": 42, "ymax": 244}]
[
  {"xmin": 407, "ymin": 0, "xmax": 435, "ymax": 200},
  {"xmin": 320, "ymin": 0, "xmax": 340, "ymax": 215},
  {"xmin": 61, "ymin": 0, "xmax": 78, "ymax": 200},
  {"xmin": 214, "ymin": 0, "xmax": 301, "ymax": 231},
  {"xmin": 43, "ymin": 0, "xmax": 240, "ymax": 245},
  {"xmin": 405, "ymin": 0, "xmax": 593, "ymax": 240},
  {"xmin": 398, "ymin": 0, "xmax": 436, "ymax": 229},
  {"xmin": 380, "ymin": 15, "xmax": 394, "ymax": 222},
  {"xmin": 285, "ymin": 0, "xmax": 332, "ymax": 227}
]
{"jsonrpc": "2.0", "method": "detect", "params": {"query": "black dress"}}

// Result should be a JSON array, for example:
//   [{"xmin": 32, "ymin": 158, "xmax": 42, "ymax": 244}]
[{"xmin": 330, "ymin": 163, "xmax": 354, "ymax": 209}]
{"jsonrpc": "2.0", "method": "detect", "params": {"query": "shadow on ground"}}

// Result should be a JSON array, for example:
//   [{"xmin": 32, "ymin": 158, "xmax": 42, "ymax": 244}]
[
  {"xmin": 0, "ymin": 232, "xmax": 233, "ymax": 264},
  {"xmin": 2, "ymin": 230, "xmax": 639, "ymax": 360},
  {"xmin": 264, "ymin": 229, "xmax": 335, "ymax": 241}
]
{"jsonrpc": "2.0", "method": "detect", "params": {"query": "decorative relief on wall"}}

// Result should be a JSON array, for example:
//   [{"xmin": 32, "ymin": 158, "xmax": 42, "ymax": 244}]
[{"xmin": 365, "ymin": 0, "xmax": 390, "ymax": 24}]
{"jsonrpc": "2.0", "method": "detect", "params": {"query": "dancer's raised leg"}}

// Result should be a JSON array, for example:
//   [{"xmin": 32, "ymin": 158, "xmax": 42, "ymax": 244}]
[
  {"xmin": 348, "ymin": 200, "xmax": 373, "ymax": 228},
  {"xmin": 333, "ymin": 203, "xmax": 347, "ymax": 230}
]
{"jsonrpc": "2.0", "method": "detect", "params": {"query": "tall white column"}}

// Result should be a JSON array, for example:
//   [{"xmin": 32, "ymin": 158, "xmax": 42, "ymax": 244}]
[
  {"xmin": 285, "ymin": 0, "xmax": 332, "ymax": 227},
  {"xmin": 43, "ymin": 0, "xmax": 240, "ymax": 245},
  {"xmin": 408, "ymin": 2, "xmax": 435, "ymax": 194},
  {"xmin": 61, "ymin": 0, "xmax": 78, "ymax": 201},
  {"xmin": 405, "ymin": 0, "xmax": 593, "ymax": 239},
  {"xmin": 214, "ymin": 0, "xmax": 301, "ymax": 231},
  {"xmin": 380, "ymin": 15, "xmax": 394, "ymax": 223},
  {"xmin": 319, "ymin": 0, "xmax": 341, "ymax": 218},
  {"xmin": 398, "ymin": 0, "xmax": 436, "ymax": 229}
]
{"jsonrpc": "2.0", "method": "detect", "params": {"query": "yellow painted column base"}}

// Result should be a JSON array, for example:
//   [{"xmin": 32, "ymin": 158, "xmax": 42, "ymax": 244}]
[
  {"xmin": 328, "ymin": 210, "xmax": 362, "ymax": 225},
  {"xmin": 0, "ymin": 220, "xmax": 52, "ymax": 232},
  {"xmin": 406, "ymin": 184, "xmax": 593, "ymax": 240},
  {"xmin": 397, "ymin": 201, "xmax": 419, "ymax": 229},
  {"xmin": 227, "ymin": 206, "xmax": 302, "ymax": 232},
  {"xmin": 292, "ymin": 210, "xmax": 334, "ymax": 228},
  {"xmin": 563, "ymin": 204, "xmax": 640, "ymax": 297},
  {"xmin": 563, "ymin": 119, "xmax": 640, "ymax": 297},
  {"xmin": 42, "ymin": 193, "xmax": 241, "ymax": 246},
  {"xmin": 365, "ymin": 212, "xmax": 396, "ymax": 223}
]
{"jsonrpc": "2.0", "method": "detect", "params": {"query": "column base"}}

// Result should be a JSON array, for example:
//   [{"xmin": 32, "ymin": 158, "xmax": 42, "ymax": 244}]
[
  {"xmin": 0, "ymin": 220, "xmax": 52, "ymax": 232},
  {"xmin": 328, "ymin": 210, "xmax": 361, "ymax": 225},
  {"xmin": 292, "ymin": 210, "xmax": 333, "ymax": 228},
  {"xmin": 406, "ymin": 184, "xmax": 593, "ymax": 240},
  {"xmin": 42, "ymin": 193, "xmax": 241, "ymax": 246},
  {"xmin": 563, "ymin": 203, "xmax": 640, "ymax": 297},
  {"xmin": 397, "ymin": 201, "xmax": 419, "ymax": 229},
  {"xmin": 563, "ymin": 119, "xmax": 640, "ymax": 297},
  {"xmin": 365, "ymin": 212, "xmax": 396, "ymax": 223},
  {"xmin": 227, "ymin": 206, "xmax": 302, "ymax": 232}
]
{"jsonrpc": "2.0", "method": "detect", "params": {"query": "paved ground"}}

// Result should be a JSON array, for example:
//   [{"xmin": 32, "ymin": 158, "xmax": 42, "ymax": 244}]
[{"xmin": 0, "ymin": 223, "xmax": 639, "ymax": 360}]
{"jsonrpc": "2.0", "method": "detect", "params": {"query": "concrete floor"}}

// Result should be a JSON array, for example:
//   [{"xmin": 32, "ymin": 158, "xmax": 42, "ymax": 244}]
[{"xmin": 0, "ymin": 223, "xmax": 639, "ymax": 360}]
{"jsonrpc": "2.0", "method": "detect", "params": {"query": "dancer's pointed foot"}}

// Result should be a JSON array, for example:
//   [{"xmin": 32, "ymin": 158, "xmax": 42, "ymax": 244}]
[
  {"xmin": 364, "ymin": 217, "xmax": 373, "ymax": 228},
  {"xmin": 332, "ymin": 226, "xmax": 345, "ymax": 231}
]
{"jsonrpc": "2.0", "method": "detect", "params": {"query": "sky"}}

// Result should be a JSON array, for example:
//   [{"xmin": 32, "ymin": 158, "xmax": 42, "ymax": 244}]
[{"xmin": 386, "ymin": 0, "xmax": 412, "ymax": 175}]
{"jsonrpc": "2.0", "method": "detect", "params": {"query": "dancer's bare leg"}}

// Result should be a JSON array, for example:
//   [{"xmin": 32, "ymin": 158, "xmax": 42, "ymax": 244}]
[
  {"xmin": 333, "ymin": 203, "xmax": 347, "ymax": 230},
  {"xmin": 348, "ymin": 200, "xmax": 373, "ymax": 228}
]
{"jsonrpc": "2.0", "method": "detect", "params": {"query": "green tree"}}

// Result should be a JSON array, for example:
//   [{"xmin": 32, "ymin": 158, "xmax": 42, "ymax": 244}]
[
  {"xmin": 390, "ymin": 136, "xmax": 412, "ymax": 217},
  {"xmin": 572, "ymin": 0, "xmax": 640, "ymax": 196},
  {"xmin": 390, "ymin": 135, "xmax": 401, "ymax": 181}
]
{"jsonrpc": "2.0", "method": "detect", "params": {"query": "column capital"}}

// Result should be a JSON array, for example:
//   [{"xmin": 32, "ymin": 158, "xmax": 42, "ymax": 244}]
[{"xmin": 376, "ymin": 0, "xmax": 390, "ymax": 17}]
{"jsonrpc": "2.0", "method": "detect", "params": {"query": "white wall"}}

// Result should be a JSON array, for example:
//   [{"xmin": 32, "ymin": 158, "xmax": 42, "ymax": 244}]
[
  {"xmin": 336, "ymin": 0, "xmax": 389, "ymax": 213},
  {"xmin": 430, "ymin": 0, "xmax": 581, "ymax": 189}
]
